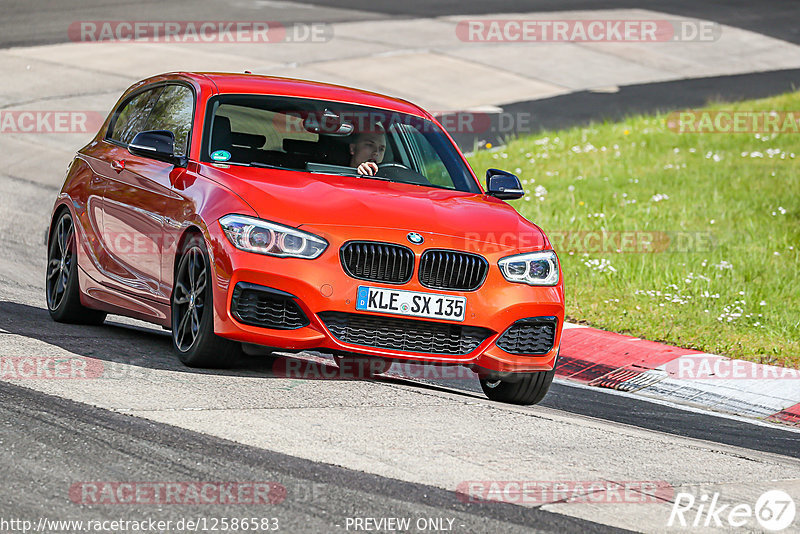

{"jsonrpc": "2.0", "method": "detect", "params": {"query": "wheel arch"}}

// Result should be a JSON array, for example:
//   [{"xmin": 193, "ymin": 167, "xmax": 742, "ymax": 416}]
[
  {"xmin": 47, "ymin": 200, "xmax": 74, "ymax": 246},
  {"xmin": 172, "ymin": 225, "xmax": 206, "ymax": 280}
]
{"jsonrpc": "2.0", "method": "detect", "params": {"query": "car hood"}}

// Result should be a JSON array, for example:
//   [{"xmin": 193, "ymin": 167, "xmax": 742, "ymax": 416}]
[{"xmin": 199, "ymin": 164, "xmax": 548, "ymax": 252}]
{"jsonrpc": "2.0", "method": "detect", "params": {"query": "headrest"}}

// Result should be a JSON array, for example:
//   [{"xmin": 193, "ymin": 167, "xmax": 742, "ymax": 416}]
[
  {"xmin": 211, "ymin": 116, "xmax": 232, "ymax": 151},
  {"xmin": 231, "ymin": 132, "xmax": 266, "ymax": 148},
  {"xmin": 283, "ymin": 139, "xmax": 318, "ymax": 154}
]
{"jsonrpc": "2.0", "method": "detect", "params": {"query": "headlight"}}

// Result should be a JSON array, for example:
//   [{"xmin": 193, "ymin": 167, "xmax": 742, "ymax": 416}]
[
  {"xmin": 219, "ymin": 214, "xmax": 327, "ymax": 259},
  {"xmin": 498, "ymin": 250, "xmax": 559, "ymax": 286}
]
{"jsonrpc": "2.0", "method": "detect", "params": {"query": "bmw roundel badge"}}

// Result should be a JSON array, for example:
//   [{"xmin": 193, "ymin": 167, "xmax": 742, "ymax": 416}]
[{"xmin": 406, "ymin": 232, "xmax": 424, "ymax": 245}]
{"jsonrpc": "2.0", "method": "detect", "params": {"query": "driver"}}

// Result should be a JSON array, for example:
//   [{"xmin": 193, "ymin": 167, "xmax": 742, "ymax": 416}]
[{"xmin": 349, "ymin": 124, "xmax": 386, "ymax": 176}]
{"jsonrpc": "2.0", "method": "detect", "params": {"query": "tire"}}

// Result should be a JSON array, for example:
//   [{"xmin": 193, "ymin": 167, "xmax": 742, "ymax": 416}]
[
  {"xmin": 46, "ymin": 210, "xmax": 107, "ymax": 325},
  {"xmin": 334, "ymin": 353, "xmax": 392, "ymax": 378},
  {"xmin": 479, "ymin": 368, "xmax": 555, "ymax": 405},
  {"xmin": 171, "ymin": 233, "xmax": 240, "ymax": 368}
]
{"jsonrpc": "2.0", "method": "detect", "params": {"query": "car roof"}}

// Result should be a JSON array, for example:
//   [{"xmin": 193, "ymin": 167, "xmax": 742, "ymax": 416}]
[{"xmin": 164, "ymin": 72, "xmax": 430, "ymax": 118}]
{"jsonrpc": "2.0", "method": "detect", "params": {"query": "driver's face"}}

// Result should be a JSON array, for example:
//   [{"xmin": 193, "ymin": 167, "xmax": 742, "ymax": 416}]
[{"xmin": 349, "ymin": 133, "xmax": 386, "ymax": 167}]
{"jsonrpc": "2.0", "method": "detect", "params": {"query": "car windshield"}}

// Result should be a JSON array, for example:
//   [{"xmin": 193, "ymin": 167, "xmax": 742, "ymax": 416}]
[{"xmin": 201, "ymin": 94, "xmax": 481, "ymax": 193}]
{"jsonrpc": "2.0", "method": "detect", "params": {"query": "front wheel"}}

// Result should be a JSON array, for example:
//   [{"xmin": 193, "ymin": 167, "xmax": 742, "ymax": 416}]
[
  {"xmin": 171, "ymin": 234, "xmax": 240, "ymax": 368},
  {"xmin": 479, "ymin": 368, "xmax": 555, "ymax": 405}
]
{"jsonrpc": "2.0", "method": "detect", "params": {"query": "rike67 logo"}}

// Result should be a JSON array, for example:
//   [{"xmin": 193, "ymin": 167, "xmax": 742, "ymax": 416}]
[{"xmin": 668, "ymin": 490, "xmax": 796, "ymax": 531}]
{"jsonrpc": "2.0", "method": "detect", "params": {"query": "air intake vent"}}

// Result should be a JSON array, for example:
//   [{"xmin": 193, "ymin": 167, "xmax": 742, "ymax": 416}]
[
  {"xmin": 231, "ymin": 283, "xmax": 309, "ymax": 330},
  {"xmin": 319, "ymin": 311, "xmax": 492, "ymax": 355},
  {"xmin": 418, "ymin": 249, "xmax": 488, "ymax": 291},
  {"xmin": 496, "ymin": 317, "xmax": 557, "ymax": 355},
  {"xmin": 340, "ymin": 241, "xmax": 414, "ymax": 284}
]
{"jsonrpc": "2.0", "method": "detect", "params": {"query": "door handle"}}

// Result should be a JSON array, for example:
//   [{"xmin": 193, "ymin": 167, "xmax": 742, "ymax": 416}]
[{"xmin": 111, "ymin": 159, "xmax": 125, "ymax": 173}]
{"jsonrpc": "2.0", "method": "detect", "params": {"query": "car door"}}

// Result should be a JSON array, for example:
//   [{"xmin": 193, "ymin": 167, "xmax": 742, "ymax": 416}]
[
  {"xmin": 84, "ymin": 86, "xmax": 160, "ymax": 297},
  {"xmin": 96, "ymin": 84, "xmax": 194, "ymax": 304}
]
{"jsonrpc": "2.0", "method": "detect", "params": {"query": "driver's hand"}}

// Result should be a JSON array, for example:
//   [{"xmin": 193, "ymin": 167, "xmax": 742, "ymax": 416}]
[{"xmin": 357, "ymin": 161, "xmax": 378, "ymax": 176}]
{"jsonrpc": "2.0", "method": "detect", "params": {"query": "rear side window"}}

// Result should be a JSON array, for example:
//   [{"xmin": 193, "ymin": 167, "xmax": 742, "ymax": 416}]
[
  {"xmin": 143, "ymin": 85, "xmax": 194, "ymax": 156},
  {"xmin": 108, "ymin": 87, "xmax": 163, "ymax": 145}
]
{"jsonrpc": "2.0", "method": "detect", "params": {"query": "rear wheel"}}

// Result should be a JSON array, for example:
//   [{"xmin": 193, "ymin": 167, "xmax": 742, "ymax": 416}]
[
  {"xmin": 479, "ymin": 368, "xmax": 555, "ymax": 405},
  {"xmin": 46, "ymin": 210, "xmax": 107, "ymax": 325},
  {"xmin": 171, "ymin": 234, "xmax": 240, "ymax": 368}
]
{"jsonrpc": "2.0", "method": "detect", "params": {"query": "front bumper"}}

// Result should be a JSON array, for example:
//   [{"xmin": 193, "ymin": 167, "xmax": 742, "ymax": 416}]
[{"xmin": 208, "ymin": 224, "xmax": 564, "ymax": 374}]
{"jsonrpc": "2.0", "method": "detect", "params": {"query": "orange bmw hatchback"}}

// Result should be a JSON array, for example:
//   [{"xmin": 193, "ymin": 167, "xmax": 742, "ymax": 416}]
[{"xmin": 47, "ymin": 72, "xmax": 564, "ymax": 404}]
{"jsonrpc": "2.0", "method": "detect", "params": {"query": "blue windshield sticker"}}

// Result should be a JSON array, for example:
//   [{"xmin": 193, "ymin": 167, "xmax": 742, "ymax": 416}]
[{"xmin": 211, "ymin": 150, "xmax": 231, "ymax": 162}]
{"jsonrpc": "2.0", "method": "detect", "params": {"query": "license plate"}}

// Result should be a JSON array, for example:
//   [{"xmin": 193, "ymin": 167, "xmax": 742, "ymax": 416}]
[{"xmin": 356, "ymin": 286, "xmax": 466, "ymax": 322}]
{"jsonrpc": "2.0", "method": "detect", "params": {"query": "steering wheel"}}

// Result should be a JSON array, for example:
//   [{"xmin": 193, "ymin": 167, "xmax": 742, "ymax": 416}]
[
  {"xmin": 377, "ymin": 162, "xmax": 410, "ymax": 171},
  {"xmin": 375, "ymin": 162, "xmax": 431, "ymax": 185}
]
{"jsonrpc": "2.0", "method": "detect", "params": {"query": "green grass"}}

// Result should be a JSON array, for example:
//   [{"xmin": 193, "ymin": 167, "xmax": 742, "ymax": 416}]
[{"xmin": 467, "ymin": 92, "xmax": 800, "ymax": 367}]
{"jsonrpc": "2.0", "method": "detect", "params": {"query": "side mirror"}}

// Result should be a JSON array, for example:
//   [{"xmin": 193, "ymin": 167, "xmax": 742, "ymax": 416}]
[
  {"xmin": 486, "ymin": 169, "xmax": 524, "ymax": 200},
  {"xmin": 128, "ymin": 130, "xmax": 186, "ymax": 166}
]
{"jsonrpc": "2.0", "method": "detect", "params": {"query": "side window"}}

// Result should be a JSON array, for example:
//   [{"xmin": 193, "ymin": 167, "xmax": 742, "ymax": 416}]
[
  {"xmin": 397, "ymin": 125, "xmax": 456, "ymax": 189},
  {"xmin": 143, "ymin": 85, "xmax": 194, "ymax": 156},
  {"xmin": 108, "ymin": 87, "xmax": 163, "ymax": 145}
]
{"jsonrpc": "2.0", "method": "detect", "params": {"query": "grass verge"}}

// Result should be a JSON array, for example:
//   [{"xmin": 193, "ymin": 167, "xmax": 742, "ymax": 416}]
[{"xmin": 467, "ymin": 92, "xmax": 800, "ymax": 367}]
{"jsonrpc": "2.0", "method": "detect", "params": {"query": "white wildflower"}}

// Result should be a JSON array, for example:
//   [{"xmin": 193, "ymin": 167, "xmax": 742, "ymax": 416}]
[{"xmin": 583, "ymin": 258, "xmax": 617, "ymax": 273}]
